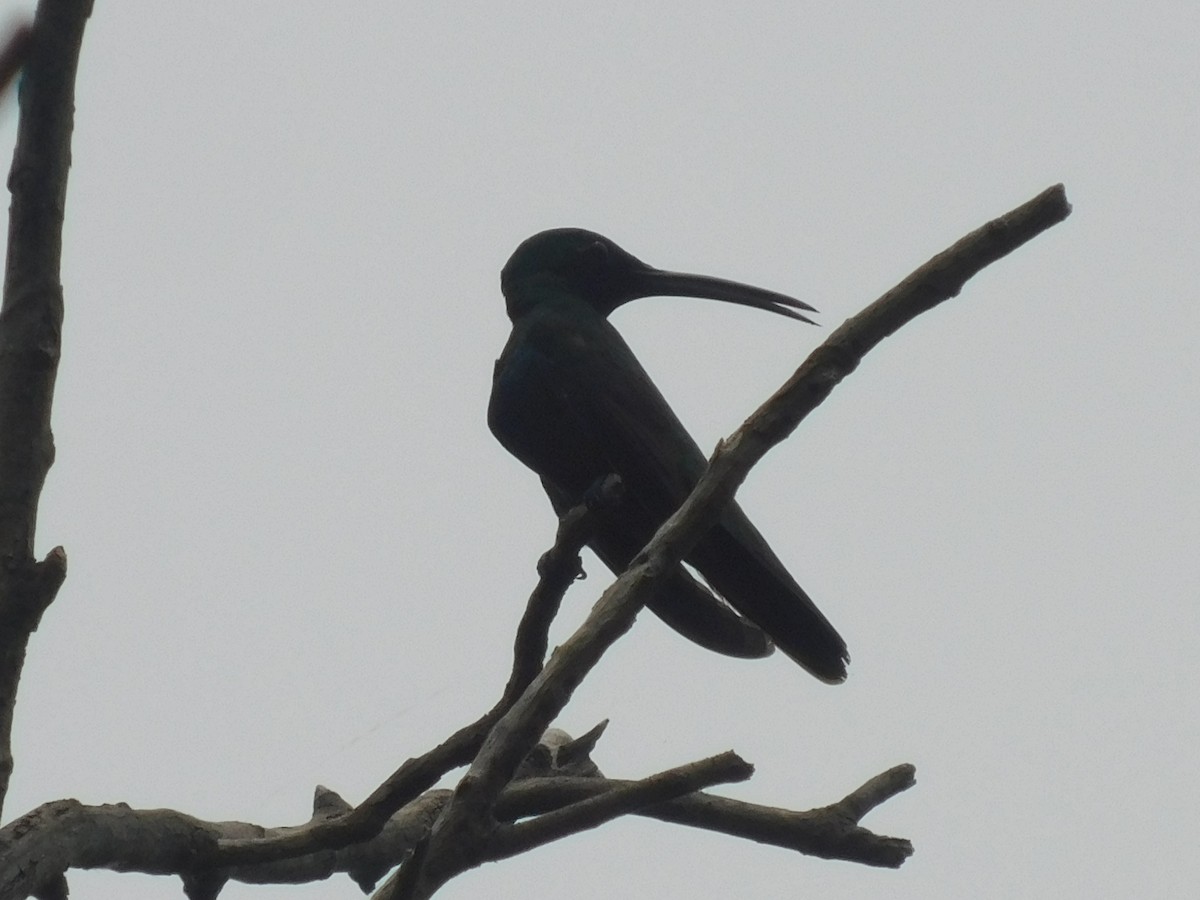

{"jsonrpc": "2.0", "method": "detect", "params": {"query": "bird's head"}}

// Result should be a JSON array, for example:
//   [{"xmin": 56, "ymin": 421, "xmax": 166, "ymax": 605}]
[{"xmin": 501, "ymin": 228, "xmax": 817, "ymax": 323}]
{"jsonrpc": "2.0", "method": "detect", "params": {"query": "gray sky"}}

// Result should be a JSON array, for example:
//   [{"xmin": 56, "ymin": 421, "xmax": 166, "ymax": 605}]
[{"xmin": 4, "ymin": 2, "xmax": 1197, "ymax": 898}]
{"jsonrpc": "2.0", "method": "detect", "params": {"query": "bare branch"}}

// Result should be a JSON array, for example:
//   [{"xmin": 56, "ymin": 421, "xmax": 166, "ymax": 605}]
[
  {"xmin": 513, "ymin": 722, "xmax": 608, "ymax": 780},
  {"xmin": 837, "ymin": 763, "xmax": 917, "ymax": 823},
  {"xmin": 0, "ymin": 0, "xmax": 94, "ymax": 818},
  {"xmin": 210, "ymin": 484, "xmax": 621, "ymax": 869},
  {"xmin": 498, "ymin": 763, "xmax": 916, "ymax": 868},
  {"xmin": 0, "ymin": 753, "xmax": 907, "ymax": 900},
  {"xmin": 506, "ymin": 474, "xmax": 623, "ymax": 703},
  {"xmin": 487, "ymin": 751, "xmax": 752, "ymax": 860},
  {"xmin": 0, "ymin": 791, "xmax": 443, "ymax": 900},
  {"xmin": 402, "ymin": 186, "xmax": 1070, "ymax": 897},
  {"xmin": 0, "ymin": 759, "xmax": 911, "ymax": 899}
]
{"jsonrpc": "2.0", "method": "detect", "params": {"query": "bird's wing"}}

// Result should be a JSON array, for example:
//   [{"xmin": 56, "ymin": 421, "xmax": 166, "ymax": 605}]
[
  {"xmin": 490, "ymin": 310, "xmax": 847, "ymax": 679},
  {"xmin": 539, "ymin": 475, "xmax": 773, "ymax": 658},
  {"xmin": 520, "ymin": 314, "xmax": 848, "ymax": 681},
  {"xmin": 489, "ymin": 313, "xmax": 774, "ymax": 657},
  {"xmin": 489, "ymin": 313, "xmax": 705, "ymax": 507}
]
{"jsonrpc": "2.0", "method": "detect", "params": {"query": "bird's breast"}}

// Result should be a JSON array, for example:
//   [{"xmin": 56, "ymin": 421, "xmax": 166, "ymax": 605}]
[{"xmin": 488, "ymin": 315, "xmax": 627, "ymax": 496}]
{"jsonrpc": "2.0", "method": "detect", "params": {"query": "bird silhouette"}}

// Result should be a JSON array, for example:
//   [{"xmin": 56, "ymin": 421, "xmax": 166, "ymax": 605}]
[{"xmin": 488, "ymin": 228, "xmax": 848, "ymax": 683}]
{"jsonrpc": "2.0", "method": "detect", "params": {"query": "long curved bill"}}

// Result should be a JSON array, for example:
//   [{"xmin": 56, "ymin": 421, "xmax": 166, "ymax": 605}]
[{"xmin": 636, "ymin": 268, "xmax": 818, "ymax": 324}]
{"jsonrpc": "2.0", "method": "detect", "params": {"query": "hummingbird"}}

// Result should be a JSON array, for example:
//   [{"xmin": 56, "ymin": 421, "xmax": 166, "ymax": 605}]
[{"xmin": 488, "ymin": 228, "xmax": 848, "ymax": 683}]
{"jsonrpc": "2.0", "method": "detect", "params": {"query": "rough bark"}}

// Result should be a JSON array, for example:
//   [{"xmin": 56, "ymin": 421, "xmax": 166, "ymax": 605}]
[{"xmin": 0, "ymin": 0, "xmax": 92, "ymax": 817}]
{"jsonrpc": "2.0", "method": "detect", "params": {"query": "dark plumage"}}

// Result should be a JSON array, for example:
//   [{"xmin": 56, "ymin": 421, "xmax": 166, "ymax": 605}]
[{"xmin": 488, "ymin": 228, "xmax": 848, "ymax": 683}]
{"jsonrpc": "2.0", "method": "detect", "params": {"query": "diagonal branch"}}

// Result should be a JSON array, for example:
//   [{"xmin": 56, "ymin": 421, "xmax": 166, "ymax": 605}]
[
  {"xmin": 399, "ymin": 185, "xmax": 1071, "ymax": 898},
  {"xmin": 210, "ymin": 481, "xmax": 622, "ymax": 868},
  {"xmin": 498, "ymin": 763, "xmax": 916, "ymax": 868},
  {"xmin": 487, "ymin": 750, "xmax": 752, "ymax": 861}
]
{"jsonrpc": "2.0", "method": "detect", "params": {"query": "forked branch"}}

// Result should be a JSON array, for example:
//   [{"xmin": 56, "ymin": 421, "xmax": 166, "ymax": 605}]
[{"xmin": 392, "ymin": 185, "xmax": 1071, "ymax": 898}]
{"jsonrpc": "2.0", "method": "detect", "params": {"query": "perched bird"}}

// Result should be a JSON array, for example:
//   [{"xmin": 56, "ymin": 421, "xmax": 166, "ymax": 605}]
[{"xmin": 488, "ymin": 228, "xmax": 849, "ymax": 683}]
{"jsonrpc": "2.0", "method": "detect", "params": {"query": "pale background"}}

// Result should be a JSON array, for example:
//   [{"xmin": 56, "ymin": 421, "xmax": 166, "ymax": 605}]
[{"xmin": 3, "ymin": 2, "xmax": 1197, "ymax": 898}]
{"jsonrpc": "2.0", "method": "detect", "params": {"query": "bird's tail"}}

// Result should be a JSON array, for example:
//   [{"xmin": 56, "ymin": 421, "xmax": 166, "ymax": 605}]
[
  {"xmin": 642, "ymin": 566, "xmax": 775, "ymax": 659},
  {"xmin": 691, "ymin": 507, "xmax": 849, "ymax": 683},
  {"xmin": 539, "ymin": 475, "xmax": 775, "ymax": 659}
]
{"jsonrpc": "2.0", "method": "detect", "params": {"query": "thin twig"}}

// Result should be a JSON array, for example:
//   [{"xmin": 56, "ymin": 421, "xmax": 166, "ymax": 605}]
[{"xmin": 211, "ymin": 483, "xmax": 621, "ymax": 867}]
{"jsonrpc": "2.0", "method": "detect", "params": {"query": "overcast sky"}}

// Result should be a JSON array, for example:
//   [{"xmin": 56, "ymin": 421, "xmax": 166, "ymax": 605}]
[{"xmin": 3, "ymin": 2, "xmax": 1197, "ymax": 898}]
